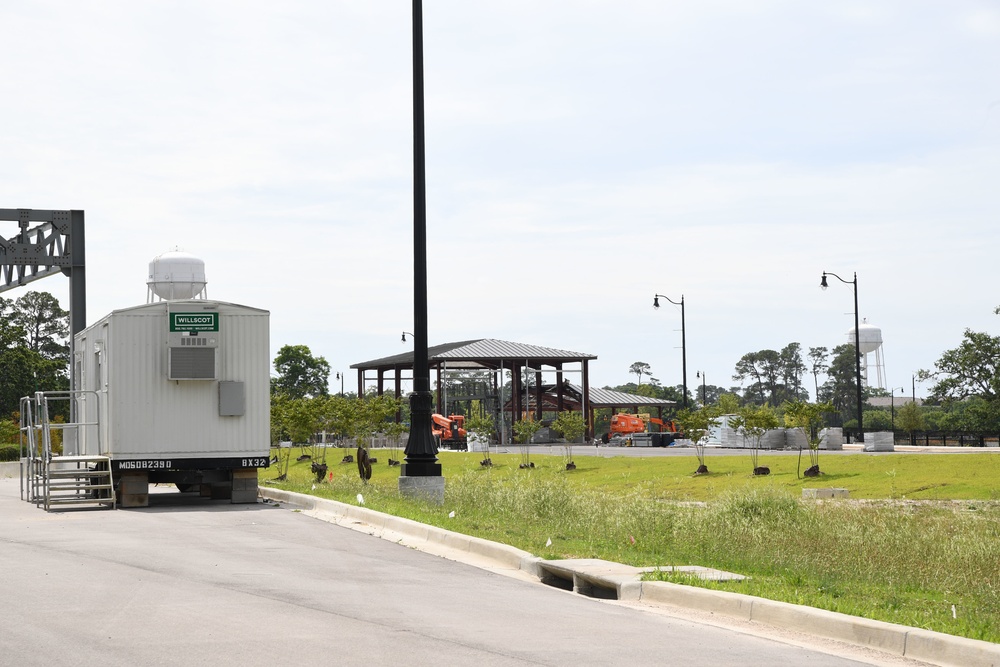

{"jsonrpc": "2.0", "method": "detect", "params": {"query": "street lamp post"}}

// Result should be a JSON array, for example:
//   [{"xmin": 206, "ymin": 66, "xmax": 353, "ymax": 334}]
[
  {"xmin": 696, "ymin": 371, "xmax": 706, "ymax": 407},
  {"xmin": 653, "ymin": 293, "xmax": 687, "ymax": 409},
  {"xmin": 335, "ymin": 371, "xmax": 344, "ymax": 397},
  {"xmin": 400, "ymin": 0, "xmax": 443, "ymax": 500},
  {"xmin": 820, "ymin": 271, "xmax": 864, "ymax": 442}
]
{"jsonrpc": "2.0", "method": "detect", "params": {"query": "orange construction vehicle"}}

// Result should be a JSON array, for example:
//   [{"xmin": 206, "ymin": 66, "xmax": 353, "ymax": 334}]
[
  {"xmin": 432, "ymin": 413, "xmax": 468, "ymax": 450},
  {"xmin": 602, "ymin": 413, "xmax": 682, "ymax": 445}
]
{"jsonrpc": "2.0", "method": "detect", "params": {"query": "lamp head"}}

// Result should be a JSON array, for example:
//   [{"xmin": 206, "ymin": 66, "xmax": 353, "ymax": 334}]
[
  {"xmin": 401, "ymin": 332, "xmax": 407, "ymax": 343},
  {"xmin": 652, "ymin": 296, "xmax": 660, "ymax": 309},
  {"xmin": 820, "ymin": 274, "xmax": 828, "ymax": 290}
]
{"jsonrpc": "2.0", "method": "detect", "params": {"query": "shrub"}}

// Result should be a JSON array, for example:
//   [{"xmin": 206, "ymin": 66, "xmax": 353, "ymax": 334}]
[
  {"xmin": 0, "ymin": 445, "xmax": 20, "ymax": 462},
  {"xmin": 0, "ymin": 417, "xmax": 18, "ymax": 445}
]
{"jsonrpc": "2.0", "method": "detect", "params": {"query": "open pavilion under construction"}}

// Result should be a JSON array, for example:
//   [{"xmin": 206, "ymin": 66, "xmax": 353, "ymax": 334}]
[{"xmin": 351, "ymin": 339, "xmax": 676, "ymax": 442}]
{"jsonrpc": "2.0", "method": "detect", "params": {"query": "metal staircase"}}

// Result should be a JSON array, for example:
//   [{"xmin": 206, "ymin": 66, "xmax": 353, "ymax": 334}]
[{"xmin": 20, "ymin": 391, "xmax": 115, "ymax": 511}]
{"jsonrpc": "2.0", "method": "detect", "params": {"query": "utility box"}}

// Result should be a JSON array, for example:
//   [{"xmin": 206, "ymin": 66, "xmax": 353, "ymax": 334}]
[{"xmin": 74, "ymin": 298, "xmax": 270, "ymax": 505}]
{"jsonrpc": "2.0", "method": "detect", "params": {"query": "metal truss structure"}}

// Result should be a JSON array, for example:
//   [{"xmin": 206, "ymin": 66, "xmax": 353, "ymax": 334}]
[{"xmin": 1, "ymin": 208, "xmax": 87, "ymax": 412}]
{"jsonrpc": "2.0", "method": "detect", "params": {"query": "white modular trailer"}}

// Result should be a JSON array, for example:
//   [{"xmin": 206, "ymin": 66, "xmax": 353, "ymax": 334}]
[{"xmin": 74, "ymin": 299, "xmax": 269, "ymax": 505}]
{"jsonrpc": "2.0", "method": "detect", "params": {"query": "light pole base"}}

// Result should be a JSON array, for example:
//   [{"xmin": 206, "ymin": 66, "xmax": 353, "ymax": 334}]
[{"xmin": 399, "ymin": 474, "xmax": 445, "ymax": 505}]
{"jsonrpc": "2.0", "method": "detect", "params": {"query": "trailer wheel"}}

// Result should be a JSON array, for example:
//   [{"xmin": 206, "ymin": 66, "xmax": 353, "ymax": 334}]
[{"xmin": 175, "ymin": 483, "xmax": 195, "ymax": 493}]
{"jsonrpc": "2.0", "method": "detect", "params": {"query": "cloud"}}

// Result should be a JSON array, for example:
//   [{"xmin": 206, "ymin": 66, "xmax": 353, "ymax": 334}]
[{"xmin": 2, "ymin": 1, "xmax": 997, "ymax": 396}]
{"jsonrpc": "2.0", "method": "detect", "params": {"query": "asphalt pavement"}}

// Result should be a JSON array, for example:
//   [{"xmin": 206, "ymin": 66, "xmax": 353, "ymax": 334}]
[{"xmin": 0, "ymin": 477, "xmax": 941, "ymax": 667}]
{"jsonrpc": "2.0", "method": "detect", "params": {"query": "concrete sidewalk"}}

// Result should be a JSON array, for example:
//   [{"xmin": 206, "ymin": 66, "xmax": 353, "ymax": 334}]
[{"xmin": 258, "ymin": 485, "xmax": 1000, "ymax": 667}]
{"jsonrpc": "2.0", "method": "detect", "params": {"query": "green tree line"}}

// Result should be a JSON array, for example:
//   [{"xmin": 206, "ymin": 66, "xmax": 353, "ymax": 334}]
[{"xmin": 1, "ymin": 292, "xmax": 70, "ymax": 421}]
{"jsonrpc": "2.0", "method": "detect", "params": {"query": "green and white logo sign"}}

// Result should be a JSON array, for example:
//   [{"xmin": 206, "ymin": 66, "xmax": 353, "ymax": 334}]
[{"xmin": 170, "ymin": 312, "xmax": 219, "ymax": 332}]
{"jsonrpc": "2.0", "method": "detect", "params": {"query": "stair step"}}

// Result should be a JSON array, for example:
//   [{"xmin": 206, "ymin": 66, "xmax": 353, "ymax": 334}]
[
  {"xmin": 48, "ymin": 484, "xmax": 114, "ymax": 493},
  {"xmin": 47, "ymin": 474, "xmax": 111, "ymax": 482},
  {"xmin": 28, "ymin": 452, "xmax": 116, "ymax": 503},
  {"xmin": 50, "ymin": 456, "xmax": 111, "ymax": 465},
  {"xmin": 46, "ymin": 498, "xmax": 115, "ymax": 506},
  {"xmin": 48, "ymin": 475, "xmax": 111, "ymax": 482}
]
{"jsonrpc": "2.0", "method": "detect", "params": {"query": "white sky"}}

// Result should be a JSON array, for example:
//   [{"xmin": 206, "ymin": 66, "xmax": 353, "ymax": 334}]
[{"xmin": 3, "ymin": 1, "xmax": 999, "ymax": 399}]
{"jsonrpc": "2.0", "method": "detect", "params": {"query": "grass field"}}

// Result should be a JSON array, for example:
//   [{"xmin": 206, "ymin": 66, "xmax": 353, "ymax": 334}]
[{"xmin": 261, "ymin": 447, "xmax": 1000, "ymax": 643}]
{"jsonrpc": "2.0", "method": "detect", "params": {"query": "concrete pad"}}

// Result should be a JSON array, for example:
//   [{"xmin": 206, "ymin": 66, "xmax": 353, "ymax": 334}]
[
  {"xmin": 398, "ymin": 474, "xmax": 444, "ymax": 504},
  {"xmin": 535, "ymin": 558, "xmax": 648, "ymax": 598},
  {"xmin": 533, "ymin": 559, "xmax": 746, "ymax": 602},
  {"xmin": 665, "ymin": 565, "xmax": 749, "ymax": 581}
]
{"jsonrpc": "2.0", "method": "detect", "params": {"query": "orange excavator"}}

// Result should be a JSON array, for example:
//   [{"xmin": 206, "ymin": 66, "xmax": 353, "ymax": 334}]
[
  {"xmin": 432, "ymin": 413, "xmax": 468, "ymax": 450},
  {"xmin": 602, "ymin": 413, "xmax": 682, "ymax": 445}
]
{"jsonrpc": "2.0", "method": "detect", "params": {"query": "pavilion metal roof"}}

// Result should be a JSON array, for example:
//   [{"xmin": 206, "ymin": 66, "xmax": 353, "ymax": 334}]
[
  {"xmin": 351, "ymin": 338, "xmax": 597, "ymax": 371},
  {"xmin": 508, "ymin": 382, "xmax": 676, "ymax": 411},
  {"xmin": 578, "ymin": 384, "xmax": 677, "ymax": 409}
]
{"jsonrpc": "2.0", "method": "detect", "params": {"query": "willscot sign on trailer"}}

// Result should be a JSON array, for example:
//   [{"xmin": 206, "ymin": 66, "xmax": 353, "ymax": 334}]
[{"xmin": 75, "ymin": 295, "xmax": 270, "ymax": 507}]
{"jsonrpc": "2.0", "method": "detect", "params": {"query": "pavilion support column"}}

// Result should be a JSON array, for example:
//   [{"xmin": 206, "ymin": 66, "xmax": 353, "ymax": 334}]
[
  {"xmin": 395, "ymin": 366, "xmax": 402, "ymax": 423},
  {"xmin": 356, "ymin": 369, "xmax": 364, "ymax": 397},
  {"xmin": 378, "ymin": 369, "xmax": 385, "ymax": 396},
  {"xmin": 556, "ymin": 364, "xmax": 564, "ymax": 413},
  {"xmin": 583, "ymin": 360, "xmax": 592, "ymax": 441},
  {"xmin": 513, "ymin": 362, "xmax": 522, "ymax": 425},
  {"xmin": 435, "ymin": 365, "xmax": 442, "ymax": 414},
  {"xmin": 534, "ymin": 370, "xmax": 543, "ymax": 421}
]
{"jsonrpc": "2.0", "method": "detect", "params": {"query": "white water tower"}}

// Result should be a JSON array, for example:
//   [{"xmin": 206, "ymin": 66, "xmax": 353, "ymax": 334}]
[
  {"xmin": 146, "ymin": 248, "xmax": 208, "ymax": 302},
  {"xmin": 848, "ymin": 319, "xmax": 885, "ymax": 389}
]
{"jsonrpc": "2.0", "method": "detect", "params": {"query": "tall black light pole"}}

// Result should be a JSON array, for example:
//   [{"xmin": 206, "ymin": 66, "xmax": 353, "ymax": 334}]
[
  {"xmin": 820, "ymin": 271, "xmax": 864, "ymax": 443},
  {"xmin": 401, "ymin": 0, "xmax": 442, "ymax": 485},
  {"xmin": 653, "ymin": 294, "xmax": 687, "ymax": 409}
]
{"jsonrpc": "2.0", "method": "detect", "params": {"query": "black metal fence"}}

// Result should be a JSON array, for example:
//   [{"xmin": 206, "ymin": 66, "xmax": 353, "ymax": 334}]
[{"xmin": 843, "ymin": 428, "xmax": 1000, "ymax": 448}]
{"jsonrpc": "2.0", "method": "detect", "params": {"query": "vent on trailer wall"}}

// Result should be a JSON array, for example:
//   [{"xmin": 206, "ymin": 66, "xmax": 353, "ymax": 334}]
[{"xmin": 168, "ymin": 332, "xmax": 218, "ymax": 380}]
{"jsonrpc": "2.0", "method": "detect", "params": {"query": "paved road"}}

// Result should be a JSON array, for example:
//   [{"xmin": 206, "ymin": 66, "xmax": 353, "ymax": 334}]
[{"xmin": 1, "ymin": 479, "xmax": 926, "ymax": 667}]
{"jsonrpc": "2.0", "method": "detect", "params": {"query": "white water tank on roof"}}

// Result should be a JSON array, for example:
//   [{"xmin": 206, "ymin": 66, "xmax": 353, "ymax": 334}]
[
  {"xmin": 147, "ymin": 249, "xmax": 207, "ymax": 301},
  {"xmin": 848, "ymin": 321, "xmax": 882, "ymax": 354}
]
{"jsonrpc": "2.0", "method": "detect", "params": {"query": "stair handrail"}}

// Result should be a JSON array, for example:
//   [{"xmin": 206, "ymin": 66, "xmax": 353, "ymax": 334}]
[
  {"xmin": 18, "ymin": 396, "xmax": 41, "ymax": 502},
  {"xmin": 20, "ymin": 390, "xmax": 107, "ymax": 507},
  {"xmin": 35, "ymin": 390, "xmax": 105, "ymax": 458}
]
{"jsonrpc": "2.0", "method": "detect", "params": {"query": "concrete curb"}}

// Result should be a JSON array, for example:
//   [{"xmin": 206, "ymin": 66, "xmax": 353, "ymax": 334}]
[
  {"xmin": 0, "ymin": 461, "xmax": 19, "ymax": 479},
  {"xmin": 640, "ymin": 583, "xmax": 1000, "ymax": 667},
  {"xmin": 259, "ymin": 486, "xmax": 1000, "ymax": 667},
  {"xmin": 260, "ymin": 487, "xmax": 542, "ymax": 577}
]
